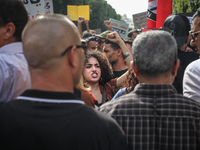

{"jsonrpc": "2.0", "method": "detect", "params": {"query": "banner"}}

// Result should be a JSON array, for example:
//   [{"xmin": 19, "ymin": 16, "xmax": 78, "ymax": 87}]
[
  {"xmin": 45, "ymin": 0, "xmax": 54, "ymax": 14},
  {"xmin": 156, "ymin": 0, "xmax": 172, "ymax": 28},
  {"xmin": 147, "ymin": 0, "xmax": 172, "ymax": 28},
  {"xmin": 109, "ymin": 18, "xmax": 129, "ymax": 38},
  {"xmin": 24, "ymin": 0, "xmax": 54, "ymax": 21},
  {"xmin": 147, "ymin": 0, "xmax": 157, "ymax": 28},
  {"xmin": 67, "ymin": 5, "xmax": 90, "ymax": 21}
]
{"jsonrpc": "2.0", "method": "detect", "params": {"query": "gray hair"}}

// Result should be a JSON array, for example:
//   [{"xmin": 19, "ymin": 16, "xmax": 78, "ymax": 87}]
[{"xmin": 132, "ymin": 30, "xmax": 177, "ymax": 77}]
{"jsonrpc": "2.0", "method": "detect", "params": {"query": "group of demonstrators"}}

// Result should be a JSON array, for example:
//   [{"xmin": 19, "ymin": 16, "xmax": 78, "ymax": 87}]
[{"xmin": 0, "ymin": 0, "xmax": 200, "ymax": 149}]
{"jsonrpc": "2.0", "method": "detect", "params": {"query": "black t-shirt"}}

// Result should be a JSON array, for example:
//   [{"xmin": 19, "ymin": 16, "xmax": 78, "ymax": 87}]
[
  {"xmin": 178, "ymin": 49, "xmax": 199, "ymax": 70},
  {"xmin": 0, "ymin": 90, "xmax": 128, "ymax": 150},
  {"xmin": 112, "ymin": 68, "xmax": 128, "ymax": 79},
  {"xmin": 173, "ymin": 49, "xmax": 199, "ymax": 93}
]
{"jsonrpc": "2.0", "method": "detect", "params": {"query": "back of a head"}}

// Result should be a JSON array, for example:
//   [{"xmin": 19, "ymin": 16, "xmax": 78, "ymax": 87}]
[
  {"xmin": 132, "ymin": 30, "xmax": 177, "ymax": 78},
  {"xmin": 163, "ymin": 14, "xmax": 190, "ymax": 47},
  {"xmin": 22, "ymin": 14, "xmax": 80, "ymax": 70},
  {"xmin": 0, "ymin": 0, "xmax": 28, "ymax": 42},
  {"xmin": 105, "ymin": 39, "xmax": 120, "ymax": 51}
]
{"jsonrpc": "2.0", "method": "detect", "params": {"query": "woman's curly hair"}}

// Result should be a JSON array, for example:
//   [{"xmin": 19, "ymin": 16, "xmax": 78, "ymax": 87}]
[
  {"xmin": 84, "ymin": 51, "xmax": 112, "ymax": 85},
  {"xmin": 121, "ymin": 68, "xmax": 138, "ymax": 93}
]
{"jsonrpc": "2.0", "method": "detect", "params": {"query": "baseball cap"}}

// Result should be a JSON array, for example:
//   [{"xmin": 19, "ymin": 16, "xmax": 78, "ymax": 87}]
[
  {"xmin": 123, "ymin": 37, "xmax": 133, "ymax": 44},
  {"xmin": 127, "ymin": 29, "xmax": 141, "ymax": 38},
  {"xmin": 95, "ymin": 30, "xmax": 113, "ymax": 39},
  {"xmin": 163, "ymin": 14, "xmax": 190, "ymax": 47}
]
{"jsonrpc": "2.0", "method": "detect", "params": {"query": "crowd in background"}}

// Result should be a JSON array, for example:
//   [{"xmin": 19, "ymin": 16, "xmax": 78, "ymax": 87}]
[{"xmin": 0, "ymin": 0, "xmax": 200, "ymax": 150}]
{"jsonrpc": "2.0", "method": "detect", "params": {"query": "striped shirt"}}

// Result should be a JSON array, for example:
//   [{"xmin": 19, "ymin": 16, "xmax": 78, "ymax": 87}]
[{"xmin": 100, "ymin": 84, "xmax": 200, "ymax": 150}]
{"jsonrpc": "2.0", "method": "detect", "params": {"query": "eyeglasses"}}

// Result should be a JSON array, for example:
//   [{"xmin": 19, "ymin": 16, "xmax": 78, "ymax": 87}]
[
  {"xmin": 189, "ymin": 30, "xmax": 200, "ymax": 41},
  {"xmin": 61, "ymin": 40, "xmax": 88, "ymax": 56}
]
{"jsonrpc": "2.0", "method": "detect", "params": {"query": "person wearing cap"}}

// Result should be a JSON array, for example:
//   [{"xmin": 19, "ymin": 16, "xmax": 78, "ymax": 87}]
[
  {"xmin": 163, "ymin": 14, "xmax": 199, "ymax": 94},
  {"xmin": 95, "ymin": 30, "xmax": 112, "ymax": 52},
  {"xmin": 127, "ymin": 29, "xmax": 140, "ymax": 40},
  {"xmin": 85, "ymin": 36, "xmax": 98, "ymax": 51},
  {"xmin": 123, "ymin": 37, "xmax": 133, "ymax": 54},
  {"xmin": 183, "ymin": 8, "xmax": 200, "ymax": 102},
  {"xmin": 100, "ymin": 30, "xmax": 200, "ymax": 150}
]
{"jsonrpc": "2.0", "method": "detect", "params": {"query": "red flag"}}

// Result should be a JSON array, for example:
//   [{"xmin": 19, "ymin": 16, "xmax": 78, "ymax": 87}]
[
  {"xmin": 156, "ymin": 0, "xmax": 172, "ymax": 28},
  {"xmin": 147, "ymin": 0, "xmax": 157, "ymax": 28}
]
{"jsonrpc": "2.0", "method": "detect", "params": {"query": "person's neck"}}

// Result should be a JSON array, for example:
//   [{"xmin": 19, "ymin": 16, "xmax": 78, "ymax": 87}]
[
  {"xmin": 112, "ymin": 59, "xmax": 127, "ymax": 71},
  {"xmin": 87, "ymin": 82, "xmax": 99, "ymax": 91},
  {"xmin": 138, "ymin": 76, "xmax": 173, "ymax": 85},
  {"xmin": 30, "ymin": 71, "xmax": 74, "ymax": 93}
]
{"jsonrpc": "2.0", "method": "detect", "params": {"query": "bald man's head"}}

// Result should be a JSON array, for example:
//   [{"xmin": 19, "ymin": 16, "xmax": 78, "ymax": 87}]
[{"xmin": 22, "ymin": 14, "xmax": 81, "ymax": 69}]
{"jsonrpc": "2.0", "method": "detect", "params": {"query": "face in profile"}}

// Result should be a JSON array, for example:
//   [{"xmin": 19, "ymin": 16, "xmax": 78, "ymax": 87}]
[
  {"xmin": 132, "ymin": 32, "xmax": 138, "ymax": 40},
  {"xmin": 83, "ymin": 57, "xmax": 101, "ymax": 84},
  {"xmin": 103, "ymin": 44, "xmax": 118, "ymax": 65}
]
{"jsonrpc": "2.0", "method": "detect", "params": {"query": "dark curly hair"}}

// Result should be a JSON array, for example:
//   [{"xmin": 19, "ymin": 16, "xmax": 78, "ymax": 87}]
[
  {"xmin": 84, "ymin": 51, "xmax": 112, "ymax": 85},
  {"xmin": 121, "ymin": 68, "xmax": 138, "ymax": 93}
]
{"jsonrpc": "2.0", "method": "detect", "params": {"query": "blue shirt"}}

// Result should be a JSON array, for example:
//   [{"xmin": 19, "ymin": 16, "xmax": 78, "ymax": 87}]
[{"xmin": 0, "ymin": 42, "xmax": 31, "ymax": 102}]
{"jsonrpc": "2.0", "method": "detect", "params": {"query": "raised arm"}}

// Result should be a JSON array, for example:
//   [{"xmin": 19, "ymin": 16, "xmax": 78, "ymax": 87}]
[
  {"xmin": 104, "ymin": 20, "xmax": 112, "ymax": 31},
  {"xmin": 107, "ymin": 31, "xmax": 133, "ymax": 90},
  {"xmin": 77, "ymin": 16, "xmax": 85, "ymax": 37},
  {"xmin": 84, "ymin": 20, "xmax": 90, "ymax": 33}
]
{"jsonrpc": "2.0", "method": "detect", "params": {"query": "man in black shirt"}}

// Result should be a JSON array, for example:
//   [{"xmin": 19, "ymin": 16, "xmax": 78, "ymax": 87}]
[
  {"xmin": 163, "ymin": 14, "xmax": 199, "ymax": 93},
  {"xmin": 0, "ymin": 14, "xmax": 128, "ymax": 150}
]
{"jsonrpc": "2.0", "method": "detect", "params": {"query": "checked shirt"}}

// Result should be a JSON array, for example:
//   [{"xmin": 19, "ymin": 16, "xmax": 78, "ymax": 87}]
[{"xmin": 100, "ymin": 84, "xmax": 200, "ymax": 150}]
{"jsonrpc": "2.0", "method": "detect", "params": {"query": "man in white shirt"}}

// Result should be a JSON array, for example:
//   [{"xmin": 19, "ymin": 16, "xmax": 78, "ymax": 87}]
[
  {"xmin": 0, "ymin": 0, "xmax": 31, "ymax": 102},
  {"xmin": 183, "ymin": 8, "xmax": 200, "ymax": 102}
]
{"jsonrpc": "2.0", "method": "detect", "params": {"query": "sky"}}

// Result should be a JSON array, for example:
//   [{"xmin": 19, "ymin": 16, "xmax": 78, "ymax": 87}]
[{"xmin": 105, "ymin": 0, "xmax": 149, "ymax": 18}]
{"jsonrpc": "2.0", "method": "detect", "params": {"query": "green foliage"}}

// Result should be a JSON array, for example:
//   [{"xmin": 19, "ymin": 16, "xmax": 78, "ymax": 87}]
[
  {"xmin": 52, "ymin": 0, "xmax": 119, "ymax": 32},
  {"xmin": 117, "ymin": 14, "xmax": 122, "ymax": 21},
  {"xmin": 173, "ymin": 0, "xmax": 200, "ymax": 13},
  {"xmin": 128, "ymin": 27, "xmax": 133, "ymax": 31}
]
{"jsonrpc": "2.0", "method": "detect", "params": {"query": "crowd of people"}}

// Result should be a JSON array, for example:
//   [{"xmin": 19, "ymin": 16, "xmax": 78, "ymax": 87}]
[{"xmin": 0, "ymin": 0, "xmax": 200, "ymax": 149}]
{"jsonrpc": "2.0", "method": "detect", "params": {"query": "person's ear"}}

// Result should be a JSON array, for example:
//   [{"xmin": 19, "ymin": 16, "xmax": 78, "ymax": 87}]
[
  {"xmin": 3, "ymin": 22, "xmax": 16, "ymax": 40},
  {"xmin": 172, "ymin": 59, "xmax": 180, "ymax": 76},
  {"xmin": 131, "ymin": 60, "xmax": 139, "ymax": 77},
  {"xmin": 67, "ymin": 46, "xmax": 77, "ymax": 68},
  {"xmin": 116, "ymin": 49, "xmax": 122, "ymax": 56}
]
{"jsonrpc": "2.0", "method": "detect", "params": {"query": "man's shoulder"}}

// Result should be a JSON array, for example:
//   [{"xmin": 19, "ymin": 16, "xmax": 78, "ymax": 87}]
[
  {"xmin": 99, "ymin": 91, "xmax": 137, "ymax": 112},
  {"xmin": 186, "ymin": 58, "xmax": 200, "ymax": 70},
  {"xmin": 100, "ymin": 87, "xmax": 200, "ymax": 115},
  {"xmin": 0, "ymin": 99, "xmax": 119, "ymax": 126},
  {"xmin": 0, "ymin": 42, "xmax": 28, "ymax": 70}
]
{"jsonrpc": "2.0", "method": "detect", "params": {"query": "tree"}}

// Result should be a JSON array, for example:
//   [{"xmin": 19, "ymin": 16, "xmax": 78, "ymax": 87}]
[
  {"xmin": 173, "ymin": 0, "xmax": 200, "ymax": 13},
  {"xmin": 52, "ymin": 0, "xmax": 119, "ymax": 32}
]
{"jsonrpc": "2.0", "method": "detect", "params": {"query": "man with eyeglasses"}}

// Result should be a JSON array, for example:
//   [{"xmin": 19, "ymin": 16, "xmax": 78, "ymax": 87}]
[
  {"xmin": 183, "ymin": 8, "xmax": 200, "ymax": 102},
  {"xmin": 0, "ymin": 14, "xmax": 128, "ymax": 150},
  {"xmin": 163, "ymin": 14, "xmax": 199, "ymax": 94}
]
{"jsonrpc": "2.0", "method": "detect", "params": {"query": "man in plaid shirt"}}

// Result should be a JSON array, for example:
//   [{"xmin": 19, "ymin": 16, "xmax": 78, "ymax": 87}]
[{"xmin": 100, "ymin": 30, "xmax": 200, "ymax": 150}]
